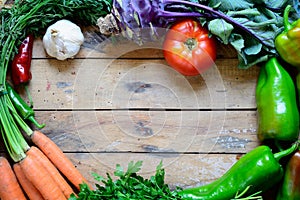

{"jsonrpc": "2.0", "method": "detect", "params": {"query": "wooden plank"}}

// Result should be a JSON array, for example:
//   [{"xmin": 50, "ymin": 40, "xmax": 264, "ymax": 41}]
[
  {"xmin": 31, "ymin": 110, "xmax": 259, "ymax": 153},
  {"xmin": 66, "ymin": 152, "xmax": 241, "ymax": 189},
  {"xmin": 26, "ymin": 58, "xmax": 259, "ymax": 109}
]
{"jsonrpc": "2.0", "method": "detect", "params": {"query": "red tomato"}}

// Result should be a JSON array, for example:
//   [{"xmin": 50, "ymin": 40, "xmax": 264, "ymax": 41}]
[{"xmin": 163, "ymin": 19, "xmax": 217, "ymax": 76}]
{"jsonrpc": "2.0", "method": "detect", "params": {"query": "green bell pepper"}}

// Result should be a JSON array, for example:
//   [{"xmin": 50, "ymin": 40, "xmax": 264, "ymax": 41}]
[
  {"xmin": 277, "ymin": 150, "xmax": 300, "ymax": 200},
  {"xmin": 256, "ymin": 57, "xmax": 299, "ymax": 142},
  {"xmin": 178, "ymin": 142, "xmax": 299, "ymax": 200},
  {"xmin": 275, "ymin": 5, "xmax": 300, "ymax": 68}
]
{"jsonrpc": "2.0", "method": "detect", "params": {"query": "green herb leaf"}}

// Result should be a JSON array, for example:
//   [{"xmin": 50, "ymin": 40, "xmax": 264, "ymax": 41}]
[{"xmin": 71, "ymin": 161, "xmax": 182, "ymax": 200}]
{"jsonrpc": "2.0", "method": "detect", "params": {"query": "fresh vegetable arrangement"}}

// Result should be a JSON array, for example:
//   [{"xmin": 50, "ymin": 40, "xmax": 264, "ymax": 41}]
[
  {"xmin": 0, "ymin": 0, "xmax": 111, "ymax": 199},
  {"xmin": 97, "ymin": 0, "xmax": 300, "ymax": 69},
  {"xmin": 1, "ymin": 0, "xmax": 300, "ymax": 200}
]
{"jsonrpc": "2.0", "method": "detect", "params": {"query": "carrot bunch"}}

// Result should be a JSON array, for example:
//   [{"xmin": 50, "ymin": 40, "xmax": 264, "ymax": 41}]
[
  {"xmin": 0, "ymin": 129, "xmax": 90, "ymax": 200},
  {"xmin": 0, "ymin": 91, "xmax": 89, "ymax": 200}
]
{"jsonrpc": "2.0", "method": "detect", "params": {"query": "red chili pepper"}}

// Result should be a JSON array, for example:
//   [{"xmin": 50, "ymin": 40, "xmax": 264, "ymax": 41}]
[{"xmin": 11, "ymin": 34, "xmax": 34, "ymax": 86}]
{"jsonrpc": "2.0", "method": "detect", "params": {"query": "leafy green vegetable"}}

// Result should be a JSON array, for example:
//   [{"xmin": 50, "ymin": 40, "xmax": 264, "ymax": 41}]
[
  {"xmin": 207, "ymin": 0, "xmax": 299, "ymax": 68},
  {"xmin": 69, "ymin": 161, "xmax": 182, "ymax": 200},
  {"xmin": 208, "ymin": 19, "xmax": 234, "ymax": 44},
  {"xmin": 106, "ymin": 0, "xmax": 300, "ymax": 68}
]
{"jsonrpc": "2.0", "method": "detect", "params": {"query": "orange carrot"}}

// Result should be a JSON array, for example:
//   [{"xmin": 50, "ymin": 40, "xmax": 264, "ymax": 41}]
[
  {"xmin": 0, "ymin": 157, "xmax": 27, "ymax": 200},
  {"xmin": 31, "ymin": 130, "xmax": 90, "ymax": 190},
  {"xmin": 19, "ymin": 152, "xmax": 67, "ymax": 200},
  {"xmin": 13, "ymin": 162, "xmax": 44, "ymax": 200},
  {"xmin": 27, "ymin": 146, "xmax": 75, "ymax": 198}
]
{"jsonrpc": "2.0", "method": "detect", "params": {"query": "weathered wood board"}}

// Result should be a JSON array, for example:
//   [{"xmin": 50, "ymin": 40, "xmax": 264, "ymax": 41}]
[
  {"xmin": 27, "ymin": 58, "xmax": 258, "ymax": 109},
  {"xmin": 68, "ymin": 152, "xmax": 240, "ymax": 189},
  {"xmin": 1, "ymin": 26, "xmax": 265, "ymax": 195},
  {"xmin": 34, "ymin": 110, "xmax": 258, "ymax": 153}
]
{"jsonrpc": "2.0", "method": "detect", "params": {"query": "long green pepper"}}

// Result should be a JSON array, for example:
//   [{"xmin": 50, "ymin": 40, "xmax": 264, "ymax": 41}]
[
  {"xmin": 178, "ymin": 142, "xmax": 299, "ymax": 200},
  {"xmin": 256, "ymin": 57, "xmax": 299, "ymax": 142},
  {"xmin": 6, "ymin": 83, "xmax": 45, "ymax": 129}
]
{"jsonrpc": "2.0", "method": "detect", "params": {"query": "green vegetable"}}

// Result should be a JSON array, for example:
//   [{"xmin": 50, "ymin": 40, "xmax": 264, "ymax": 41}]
[
  {"xmin": 275, "ymin": 5, "xmax": 300, "ymax": 68},
  {"xmin": 69, "ymin": 161, "xmax": 264, "ymax": 200},
  {"xmin": 178, "ymin": 142, "xmax": 299, "ymax": 200},
  {"xmin": 6, "ymin": 83, "xmax": 45, "ymax": 129},
  {"xmin": 69, "ymin": 161, "xmax": 182, "ymax": 200},
  {"xmin": 256, "ymin": 57, "xmax": 299, "ymax": 143}
]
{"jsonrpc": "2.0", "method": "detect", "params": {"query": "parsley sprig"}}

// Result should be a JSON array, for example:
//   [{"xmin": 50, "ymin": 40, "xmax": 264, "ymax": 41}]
[{"xmin": 70, "ymin": 161, "xmax": 182, "ymax": 200}]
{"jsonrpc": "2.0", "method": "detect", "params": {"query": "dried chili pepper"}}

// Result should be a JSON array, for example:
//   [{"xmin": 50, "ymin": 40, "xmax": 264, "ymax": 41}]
[
  {"xmin": 6, "ymin": 83, "xmax": 45, "ymax": 129},
  {"xmin": 178, "ymin": 142, "xmax": 299, "ymax": 200},
  {"xmin": 277, "ymin": 150, "xmax": 300, "ymax": 199},
  {"xmin": 11, "ymin": 34, "xmax": 34, "ymax": 86}
]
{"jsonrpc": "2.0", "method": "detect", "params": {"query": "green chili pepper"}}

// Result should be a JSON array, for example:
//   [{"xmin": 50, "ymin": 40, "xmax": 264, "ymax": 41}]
[
  {"xmin": 256, "ymin": 57, "xmax": 299, "ymax": 142},
  {"xmin": 275, "ymin": 5, "xmax": 300, "ymax": 68},
  {"xmin": 6, "ymin": 83, "xmax": 45, "ymax": 129},
  {"xmin": 178, "ymin": 142, "xmax": 299, "ymax": 200},
  {"xmin": 277, "ymin": 150, "xmax": 300, "ymax": 200}
]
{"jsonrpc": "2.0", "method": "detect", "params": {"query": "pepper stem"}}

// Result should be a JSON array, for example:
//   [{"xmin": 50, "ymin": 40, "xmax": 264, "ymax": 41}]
[
  {"xmin": 283, "ymin": 5, "xmax": 293, "ymax": 31},
  {"xmin": 274, "ymin": 141, "xmax": 299, "ymax": 161},
  {"xmin": 28, "ymin": 115, "xmax": 45, "ymax": 129}
]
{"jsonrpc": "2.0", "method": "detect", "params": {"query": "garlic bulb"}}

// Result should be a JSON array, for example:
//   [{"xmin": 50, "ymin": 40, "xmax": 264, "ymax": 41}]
[{"xmin": 43, "ymin": 19, "xmax": 84, "ymax": 60}]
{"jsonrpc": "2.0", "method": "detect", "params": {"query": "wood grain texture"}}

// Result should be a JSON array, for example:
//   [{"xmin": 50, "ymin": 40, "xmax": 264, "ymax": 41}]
[
  {"xmin": 67, "ymin": 152, "xmax": 240, "ymax": 189},
  {"xmin": 31, "ymin": 110, "xmax": 259, "ymax": 153},
  {"xmin": 27, "ymin": 58, "xmax": 259, "ymax": 109}
]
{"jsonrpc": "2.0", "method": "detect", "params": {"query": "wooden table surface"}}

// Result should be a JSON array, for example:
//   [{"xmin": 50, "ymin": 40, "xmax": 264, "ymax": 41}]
[{"xmin": 1, "ymin": 26, "xmax": 262, "ymax": 193}]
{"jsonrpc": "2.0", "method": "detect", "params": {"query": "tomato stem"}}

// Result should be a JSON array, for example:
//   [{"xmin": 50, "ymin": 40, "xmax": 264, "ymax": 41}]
[{"xmin": 185, "ymin": 38, "xmax": 197, "ymax": 51}]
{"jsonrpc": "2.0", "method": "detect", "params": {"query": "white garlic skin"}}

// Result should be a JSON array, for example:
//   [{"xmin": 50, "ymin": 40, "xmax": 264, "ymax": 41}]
[{"xmin": 43, "ymin": 19, "xmax": 84, "ymax": 60}]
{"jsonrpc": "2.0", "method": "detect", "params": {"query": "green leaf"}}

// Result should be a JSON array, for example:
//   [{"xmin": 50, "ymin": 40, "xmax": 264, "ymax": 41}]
[
  {"xmin": 71, "ymin": 161, "xmax": 181, "ymax": 199},
  {"xmin": 208, "ymin": 19, "xmax": 234, "ymax": 44},
  {"xmin": 226, "ymin": 8, "xmax": 261, "ymax": 17},
  {"xmin": 114, "ymin": 164, "xmax": 124, "ymax": 177},
  {"xmin": 244, "ymin": 36, "xmax": 263, "ymax": 55},
  {"xmin": 91, "ymin": 172, "xmax": 104, "ymax": 182},
  {"xmin": 237, "ymin": 52, "xmax": 269, "ymax": 69},
  {"xmin": 126, "ymin": 160, "xmax": 143, "ymax": 175},
  {"xmin": 229, "ymin": 33, "xmax": 244, "ymax": 52},
  {"xmin": 208, "ymin": 0, "xmax": 254, "ymax": 10}
]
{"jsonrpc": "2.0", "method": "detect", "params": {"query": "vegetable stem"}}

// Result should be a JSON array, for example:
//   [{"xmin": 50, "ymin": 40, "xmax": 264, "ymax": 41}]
[
  {"xmin": 274, "ymin": 141, "xmax": 299, "ymax": 161},
  {"xmin": 283, "ymin": 5, "xmax": 292, "ymax": 31}
]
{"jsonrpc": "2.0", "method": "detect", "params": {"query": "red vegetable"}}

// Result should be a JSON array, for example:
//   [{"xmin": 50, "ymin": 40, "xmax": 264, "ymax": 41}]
[
  {"xmin": 163, "ymin": 19, "xmax": 217, "ymax": 76},
  {"xmin": 11, "ymin": 34, "xmax": 34, "ymax": 86}
]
